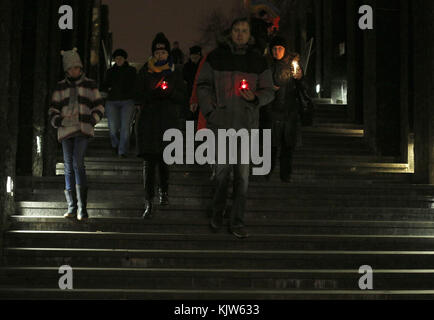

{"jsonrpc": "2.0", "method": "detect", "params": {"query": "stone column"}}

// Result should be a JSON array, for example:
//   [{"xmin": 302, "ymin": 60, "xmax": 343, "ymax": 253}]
[
  {"xmin": 322, "ymin": 0, "xmax": 333, "ymax": 98},
  {"xmin": 314, "ymin": 0, "xmax": 323, "ymax": 96},
  {"xmin": 346, "ymin": 0, "xmax": 363, "ymax": 123},
  {"xmin": 413, "ymin": 0, "xmax": 434, "ymax": 183},
  {"xmin": 362, "ymin": 0, "xmax": 377, "ymax": 154},
  {"xmin": 400, "ymin": 0, "xmax": 410, "ymax": 163}
]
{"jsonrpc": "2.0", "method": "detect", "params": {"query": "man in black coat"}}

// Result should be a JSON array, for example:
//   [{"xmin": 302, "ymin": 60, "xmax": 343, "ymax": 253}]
[
  {"xmin": 101, "ymin": 48, "xmax": 137, "ymax": 158},
  {"xmin": 183, "ymin": 45, "xmax": 203, "ymax": 122},
  {"xmin": 197, "ymin": 18, "xmax": 274, "ymax": 239},
  {"xmin": 262, "ymin": 36, "xmax": 303, "ymax": 182},
  {"xmin": 171, "ymin": 41, "xmax": 185, "ymax": 65}
]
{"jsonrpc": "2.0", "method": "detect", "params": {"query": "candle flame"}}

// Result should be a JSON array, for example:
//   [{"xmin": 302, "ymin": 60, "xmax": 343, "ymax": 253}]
[{"xmin": 292, "ymin": 60, "xmax": 299, "ymax": 75}]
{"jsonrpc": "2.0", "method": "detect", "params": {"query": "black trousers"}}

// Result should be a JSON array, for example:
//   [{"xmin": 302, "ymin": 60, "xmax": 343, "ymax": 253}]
[
  {"xmin": 212, "ymin": 163, "xmax": 250, "ymax": 229},
  {"xmin": 143, "ymin": 159, "xmax": 169, "ymax": 201},
  {"xmin": 269, "ymin": 146, "xmax": 293, "ymax": 180}
]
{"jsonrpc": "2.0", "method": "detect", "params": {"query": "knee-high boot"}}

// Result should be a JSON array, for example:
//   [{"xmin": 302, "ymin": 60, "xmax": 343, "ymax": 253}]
[
  {"xmin": 143, "ymin": 160, "xmax": 156, "ymax": 218},
  {"xmin": 76, "ymin": 185, "xmax": 89, "ymax": 221},
  {"xmin": 64, "ymin": 189, "xmax": 77, "ymax": 218},
  {"xmin": 158, "ymin": 160, "xmax": 169, "ymax": 205}
]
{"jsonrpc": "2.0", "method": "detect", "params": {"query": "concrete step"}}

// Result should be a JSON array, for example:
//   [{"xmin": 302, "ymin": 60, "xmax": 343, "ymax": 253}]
[
  {"xmin": 53, "ymin": 165, "xmax": 410, "ymax": 178},
  {"xmin": 15, "ymin": 204, "xmax": 434, "ymax": 220},
  {"xmin": 1, "ymin": 287, "xmax": 433, "ymax": 300},
  {"xmin": 56, "ymin": 154, "xmax": 399, "ymax": 164},
  {"xmin": 15, "ymin": 186, "xmax": 431, "ymax": 206},
  {"xmin": 15, "ymin": 192, "xmax": 430, "ymax": 208},
  {"xmin": 2, "ymin": 267, "xmax": 434, "ymax": 291},
  {"xmin": 17, "ymin": 174, "xmax": 416, "ymax": 190},
  {"xmin": 6, "ymin": 231, "xmax": 434, "ymax": 250},
  {"xmin": 17, "ymin": 179, "xmax": 430, "ymax": 196},
  {"xmin": 54, "ymin": 161, "xmax": 408, "ymax": 171},
  {"xmin": 10, "ymin": 214, "xmax": 434, "ymax": 229},
  {"xmin": 5, "ymin": 247, "xmax": 434, "ymax": 269}
]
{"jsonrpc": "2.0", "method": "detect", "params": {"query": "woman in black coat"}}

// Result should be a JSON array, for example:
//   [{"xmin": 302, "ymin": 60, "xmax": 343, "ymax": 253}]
[
  {"xmin": 135, "ymin": 32, "xmax": 187, "ymax": 218},
  {"xmin": 263, "ymin": 36, "xmax": 303, "ymax": 182}
]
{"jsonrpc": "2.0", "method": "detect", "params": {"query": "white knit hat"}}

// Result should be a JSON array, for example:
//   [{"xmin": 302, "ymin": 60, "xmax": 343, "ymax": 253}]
[{"xmin": 61, "ymin": 48, "xmax": 83, "ymax": 72}]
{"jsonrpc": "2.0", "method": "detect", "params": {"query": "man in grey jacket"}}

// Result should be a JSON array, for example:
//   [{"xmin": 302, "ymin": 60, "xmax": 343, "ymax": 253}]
[{"xmin": 197, "ymin": 17, "xmax": 274, "ymax": 238}]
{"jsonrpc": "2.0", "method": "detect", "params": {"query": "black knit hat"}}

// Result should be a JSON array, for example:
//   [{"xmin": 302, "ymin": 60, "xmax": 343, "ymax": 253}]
[
  {"xmin": 112, "ymin": 48, "xmax": 128, "ymax": 59},
  {"xmin": 189, "ymin": 45, "xmax": 202, "ymax": 55},
  {"xmin": 152, "ymin": 33, "xmax": 171, "ymax": 55},
  {"xmin": 269, "ymin": 36, "xmax": 288, "ymax": 51}
]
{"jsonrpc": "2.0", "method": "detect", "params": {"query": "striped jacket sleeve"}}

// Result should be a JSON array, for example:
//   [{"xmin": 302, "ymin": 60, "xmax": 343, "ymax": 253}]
[
  {"xmin": 89, "ymin": 80, "xmax": 105, "ymax": 126},
  {"xmin": 48, "ymin": 83, "xmax": 62, "ymax": 128}
]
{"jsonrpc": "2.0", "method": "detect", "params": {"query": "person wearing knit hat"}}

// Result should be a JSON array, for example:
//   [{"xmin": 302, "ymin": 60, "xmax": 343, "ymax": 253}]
[
  {"xmin": 62, "ymin": 47, "xmax": 83, "ymax": 73},
  {"xmin": 135, "ymin": 32, "xmax": 187, "ymax": 219},
  {"xmin": 269, "ymin": 35, "xmax": 288, "ymax": 53},
  {"xmin": 101, "ymin": 48, "xmax": 137, "ymax": 158},
  {"xmin": 171, "ymin": 40, "xmax": 184, "ymax": 65},
  {"xmin": 261, "ymin": 35, "xmax": 304, "ymax": 183},
  {"xmin": 48, "ymin": 48, "xmax": 105, "ymax": 221},
  {"xmin": 189, "ymin": 45, "xmax": 202, "ymax": 56},
  {"xmin": 183, "ymin": 45, "xmax": 203, "ymax": 124},
  {"xmin": 112, "ymin": 48, "xmax": 128, "ymax": 60}
]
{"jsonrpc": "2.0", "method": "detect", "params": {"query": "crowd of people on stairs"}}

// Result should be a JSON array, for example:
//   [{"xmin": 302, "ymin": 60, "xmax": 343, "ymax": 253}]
[{"xmin": 48, "ymin": 13, "xmax": 314, "ymax": 239}]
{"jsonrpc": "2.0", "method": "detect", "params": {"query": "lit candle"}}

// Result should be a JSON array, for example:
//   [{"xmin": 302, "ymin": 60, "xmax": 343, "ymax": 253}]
[{"xmin": 292, "ymin": 60, "xmax": 299, "ymax": 77}]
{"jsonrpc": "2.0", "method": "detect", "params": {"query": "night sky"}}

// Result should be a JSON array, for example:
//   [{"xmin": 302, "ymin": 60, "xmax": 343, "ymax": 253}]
[{"xmin": 102, "ymin": 0, "xmax": 241, "ymax": 63}]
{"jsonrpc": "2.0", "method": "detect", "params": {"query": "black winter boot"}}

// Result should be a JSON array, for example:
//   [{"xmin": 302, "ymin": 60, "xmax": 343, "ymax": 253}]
[
  {"xmin": 76, "ymin": 185, "xmax": 89, "ymax": 221},
  {"xmin": 142, "ymin": 200, "xmax": 153, "ymax": 219},
  {"xmin": 64, "ymin": 189, "xmax": 77, "ymax": 218}
]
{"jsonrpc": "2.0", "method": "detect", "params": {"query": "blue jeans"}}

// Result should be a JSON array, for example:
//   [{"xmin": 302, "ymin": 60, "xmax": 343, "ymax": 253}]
[
  {"xmin": 62, "ymin": 136, "xmax": 89, "ymax": 190},
  {"xmin": 105, "ymin": 99, "xmax": 135, "ymax": 155}
]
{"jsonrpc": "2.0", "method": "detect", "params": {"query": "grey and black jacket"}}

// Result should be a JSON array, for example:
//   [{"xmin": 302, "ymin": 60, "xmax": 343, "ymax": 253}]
[{"xmin": 196, "ymin": 36, "xmax": 274, "ymax": 131}]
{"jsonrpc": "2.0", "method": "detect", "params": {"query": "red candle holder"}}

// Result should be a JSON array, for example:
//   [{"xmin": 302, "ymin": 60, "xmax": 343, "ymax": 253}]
[
  {"xmin": 240, "ymin": 79, "xmax": 249, "ymax": 90},
  {"xmin": 160, "ymin": 81, "xmax": 168, "ymax": 90}
]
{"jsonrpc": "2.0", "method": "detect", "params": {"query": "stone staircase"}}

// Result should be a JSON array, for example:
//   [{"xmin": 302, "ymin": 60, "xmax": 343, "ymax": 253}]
[{"xmin": 2, "ymin": 103, "xmax": 434, "ymax": 299}]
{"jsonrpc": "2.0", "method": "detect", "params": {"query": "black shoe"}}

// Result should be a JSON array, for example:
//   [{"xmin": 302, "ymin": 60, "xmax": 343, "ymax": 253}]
[
  {"xmin": 76, "ymin": 185, "xmax": 89, "ymax": 221},
  {"xmin": 142, "ymin": 200, "xmax": 153, "ymax": 219},
  {"xmin": 112, "ymin": 147, "xmax": 118, "ymax": 155},
  {"xmin": 119, "ymin": 154, "xmax": 127, "ymax": 159},
  {"xmin": 64, "ymin": 189, "xmax": 77, "ymax": 218},
  {"xmin": 159, "ymin": 189, "xmax": 169, "ymax": 206},
  {"xmin": 230, "ymin": 227, "xmax": 249, "ymax": 239}
]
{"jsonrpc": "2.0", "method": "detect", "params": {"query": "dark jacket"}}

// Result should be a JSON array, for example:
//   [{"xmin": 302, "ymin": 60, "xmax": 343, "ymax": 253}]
[
  {"xmin": 262, "ymin": 53, "xmax": 302, "ymax": 148},
  {"xmin": 196, "ymin": 36, "xmax": 274, "ymax": 131},
  {"xmin": 250, "ymin": 17, "xmax": 272, "ymax": 55},
  {"xmin": 171, "ymin": 48, "xmax": 184, "ymax": 65},
  {"xmin": 135, "ymin": 64, "xmax": 187, "ymax": 159},
  {"xmin": 183, "ymin": 58, "xmax": 202, "ymax": 98},
  {"xmin": 101, "ymin": 61, "xmax": 137, "ymax": 101}
]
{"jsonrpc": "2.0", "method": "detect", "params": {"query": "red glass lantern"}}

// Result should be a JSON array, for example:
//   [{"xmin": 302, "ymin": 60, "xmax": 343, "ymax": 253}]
[
  {"xmin": 160, "ymin": 81, "xmax": 168, "ymax": 90},
  {"xmin": 240, "ymin": 79, "xmax": 249, "ymax": 90}
]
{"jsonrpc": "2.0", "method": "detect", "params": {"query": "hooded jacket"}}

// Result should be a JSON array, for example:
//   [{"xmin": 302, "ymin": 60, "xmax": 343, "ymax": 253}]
[{"xmin": 196, "ymin": 35, "xmax": 274, "ymax": 131}]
